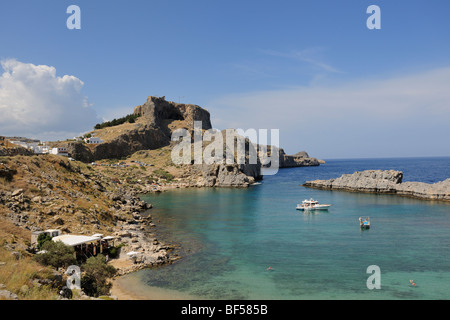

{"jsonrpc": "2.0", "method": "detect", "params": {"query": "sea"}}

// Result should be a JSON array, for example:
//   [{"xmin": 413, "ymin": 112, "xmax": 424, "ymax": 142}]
[{"xmin": 117, "ymin": 157, "xmax": 450, "ymax": 300}]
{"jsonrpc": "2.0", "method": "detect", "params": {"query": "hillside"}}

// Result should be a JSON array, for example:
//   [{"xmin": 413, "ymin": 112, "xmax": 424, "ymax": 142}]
[
  {"xmin": 0, "ymin": 154, "xmax": 177, "ymax": 299},
  {"xmin": 67, "ymin": 96, "xmax": 212, "ymax": 161}
]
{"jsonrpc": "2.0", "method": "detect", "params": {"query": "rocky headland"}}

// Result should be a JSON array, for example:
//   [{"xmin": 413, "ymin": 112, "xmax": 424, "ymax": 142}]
[
  {"xmin": 66, "ymin": 96, "xmax": 267, "ymax": 188},
  {"xmin": 67, "ymin": 96, "xmax": 212, "ymax": 162},
  {"xmin": 303, "ymin": 170, "xmax": 450, "ymax": 201},
  {"xmin": 278, "ymin": 149, "xmax": 324, "ymax": 168},
  {"xmin": 65, "ymin": 96, "xmax": 322, "ymax": 188}
]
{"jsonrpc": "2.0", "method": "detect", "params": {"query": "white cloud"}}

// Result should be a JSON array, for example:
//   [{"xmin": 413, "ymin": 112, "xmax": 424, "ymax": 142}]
[
  {"xmin": 208, "ymin": 67, "xmax": 450, "ymax": 158},
  {"xmin": 0, "ymin": 59, "xmax": 100, "ymax": 141}
]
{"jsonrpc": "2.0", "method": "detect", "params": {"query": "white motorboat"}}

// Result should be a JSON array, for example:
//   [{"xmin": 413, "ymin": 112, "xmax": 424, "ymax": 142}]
[{"xmin": 296, "ymin": 198, "xmax": 331, "ymax": 211}]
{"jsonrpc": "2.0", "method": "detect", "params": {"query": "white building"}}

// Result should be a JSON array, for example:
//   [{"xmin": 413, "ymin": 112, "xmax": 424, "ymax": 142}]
[
  {"xmin": 33, "ymin": 145, "xmax": 51, "ymax": 154},
  {"xmin": 85, "ymin": 137, "xmax": 103, "ymax": 144},
  {"xmin": 50, "ymin": 147, "xmax": 69, "ymax": 157},
  {"xmin": 9, "ymin": 140, "xmax": 29, "ymax": 148},
  {"xmin": 31, "ymin": 229, "xmax": 62, "ymax": 246}
]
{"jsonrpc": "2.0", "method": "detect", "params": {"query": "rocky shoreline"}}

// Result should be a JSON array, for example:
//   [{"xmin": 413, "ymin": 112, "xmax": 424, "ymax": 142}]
[
  {"xmin": 0, "ymin": 155, "xmax": 180, "ymax": 288},
  {"xmin": 303, "ymin": 170, "xmax": 450, "ymax": 201},
  {"xmin": 103, "ymin": 187, "xmax": 180, "ymax": 277}
]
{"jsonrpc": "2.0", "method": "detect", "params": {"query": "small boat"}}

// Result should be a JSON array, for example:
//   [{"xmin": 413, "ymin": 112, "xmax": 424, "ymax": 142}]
[
  {"xmin": 296, "ymin": 198, "xmax": 332, "ymax": 211},
  {"xmin": 359, "ymin": 217, "xmax": 370, "ymax": 229}
]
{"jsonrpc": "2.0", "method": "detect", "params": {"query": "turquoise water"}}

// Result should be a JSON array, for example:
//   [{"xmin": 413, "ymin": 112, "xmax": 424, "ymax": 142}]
[{"xmin": 126, "ymin": 157, "xmax": 450, "ymax": 299}]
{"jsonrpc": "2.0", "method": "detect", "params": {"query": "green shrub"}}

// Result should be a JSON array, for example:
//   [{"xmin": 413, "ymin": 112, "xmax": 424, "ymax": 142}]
[
  {"xmin": 81, "ymin": 255, "xmax": 116, "ymax": 297},
  {"xmin": 33, "ymin": 241, "xmax": 76, "ymax": 268},
  {"xmin": 37, "ymin": 233, "xmax": 52, "ymax": 250},
  {"xmin": 153, "ymin": 169, "xmax": 174, "ymax": 181},
  {"xmin": 94, "ymin": 113, "xmax": 141, "ymax": 130}
]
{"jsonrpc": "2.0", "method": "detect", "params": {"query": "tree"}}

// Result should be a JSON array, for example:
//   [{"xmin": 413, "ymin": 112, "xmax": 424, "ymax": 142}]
[
  {"xmin": 81, "ymin": 255, "xmax": 116, "ymax": 297},
  {"xmin": 34, "ymin": 241, "xmax": 77, "ymax": 269},
  {"xmin": 92, "ymin": 113, "xmax": 140, "ymax": 130},
  {"xmin": 37, "ymin": 233, "xmax": 52, "ymax": 250}
]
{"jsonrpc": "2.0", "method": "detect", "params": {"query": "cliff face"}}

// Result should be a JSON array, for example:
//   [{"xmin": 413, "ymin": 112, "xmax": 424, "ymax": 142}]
[
  {"xmin": 133, "ymin": 96, "xmax": 212, "ymax": 132},
  {"xmin": 0, "ymin": 138, "xmax": 33, "ymax": 157},
  {"xmin": 193, "ymin": 129, "xmax": 263, "ymax": 187},
  {"xmin": 68, "ymin": 96, "xmax": 212, "ymax": 161},
  {"xmin": 303, "ymin": 170, "xmax": 450, "ymax": 201}
]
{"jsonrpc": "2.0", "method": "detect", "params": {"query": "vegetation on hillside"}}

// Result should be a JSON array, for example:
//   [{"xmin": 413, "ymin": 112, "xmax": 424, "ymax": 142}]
[
  {"xmin": 0, "ymin": 247, "xmax": 59, "ymax": 300},
  {"xmin": 94, "ymin": 113, "xmax": 141, "ymax": 130},
  {"xmin": 81, "ymin": 255, "xmax": 116, "ymax": 297},
  {"xmin": 0, "ymin": 147, "xmax": 182, "ymax": 300},
  {"xmin": 33, "ymin": 241, "xmax": 77, "ymax": 269}
]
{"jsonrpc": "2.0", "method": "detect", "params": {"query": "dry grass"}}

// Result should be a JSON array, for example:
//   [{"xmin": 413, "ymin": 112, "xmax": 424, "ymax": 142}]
[
  {"xmin": 0, "ymin": 216, "xmax": 31, "ymax": 246},
  {"xmin": 0, "ymin": 212, "xmax": 59, "ymax": 299},
  {"xmin": 0, "ymin": 247, "xmax": 58, "ymax": 300},
  {"xmin": 92, "ymin": 117, "xmax": 145, "ymax": 143}
]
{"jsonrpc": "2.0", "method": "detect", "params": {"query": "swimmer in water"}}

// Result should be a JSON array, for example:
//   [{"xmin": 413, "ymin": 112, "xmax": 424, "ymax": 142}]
[
  {"xmin": 267, "ymin": 266, "xmax": 272, "ymax": 271},
  {"xmin": 409, "ymin": 280, "xmax": 417, "ymax": 287}
]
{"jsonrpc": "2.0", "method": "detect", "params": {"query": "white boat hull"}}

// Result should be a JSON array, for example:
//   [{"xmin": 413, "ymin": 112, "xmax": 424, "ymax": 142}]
[{"xmin": 296, "ymin": 204, "xmax": 331, "ymax": 211}]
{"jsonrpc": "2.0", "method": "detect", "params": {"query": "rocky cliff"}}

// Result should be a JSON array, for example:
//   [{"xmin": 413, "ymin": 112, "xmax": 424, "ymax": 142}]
[
  {"xmin": 191, "ymin": 129, "xmax": 263, "ymax": 187},
  {"xmin": 68, "ymin": 96, "xmax": 212, "ymax": 161},
  {"xmin": 260, "ymin": 146, "xmax": 323, "ymax": 168},
  {"xmin": 303, "ymin": 170, "xmax": 450, "ymax": 201},
  {"xmin": 133, "ymin": 96, "xmax": 212, "ymax": 131},
  {"xmin": 0, "ymin": 138, "xmax": 33, "ymax": 157},
  {"xmin": 278, "ymin": 149, "xmax": 323, "ymax": 168},
  {"xmin": 67, "ymin": 97, "xmax": 265, "ymax": 187}
]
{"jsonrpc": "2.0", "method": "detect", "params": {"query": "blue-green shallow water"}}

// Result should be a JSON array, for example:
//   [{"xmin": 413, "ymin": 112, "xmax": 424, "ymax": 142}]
[{"xmin": 125, "ymin": 157, "xmax": 450, "ymax": 299}]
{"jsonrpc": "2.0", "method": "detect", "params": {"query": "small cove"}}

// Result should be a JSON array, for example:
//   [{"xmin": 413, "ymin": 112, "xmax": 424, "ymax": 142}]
[{"xmin": 118, "ymin": 157, "xmax": 450, "ymax": 299}]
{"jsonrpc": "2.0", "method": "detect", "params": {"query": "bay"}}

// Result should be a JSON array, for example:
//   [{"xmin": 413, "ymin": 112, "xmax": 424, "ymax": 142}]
[{"xmin": 119, "ymin": 157, "xmax": 450, "ymax": 299}]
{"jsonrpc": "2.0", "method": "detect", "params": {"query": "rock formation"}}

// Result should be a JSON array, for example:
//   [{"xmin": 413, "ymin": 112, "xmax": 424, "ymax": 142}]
[
  {"xmin": 278, "ymin": 149, "xmax": 323, "ymax": 168},
  {"xmin": 67, "ymin": 97, "xmax": 264, "ymax": 187},
  {"xmin": 133, "ymin": 96, "xmax": 212, "ymax": 131},
  {"xmin": 260, "ymin": 146, "xmax": 323, "ymax": 168},
  {"xmin": 68, "ymin": 96, "xmax": 212, "ymax": 161},
  {"xmin": 303, "ymin": 170, "xmax": 450, "ymax": 201},
  {"xmin": 185, "ymin": 129, "xmax": 263, "ymax": 187}
]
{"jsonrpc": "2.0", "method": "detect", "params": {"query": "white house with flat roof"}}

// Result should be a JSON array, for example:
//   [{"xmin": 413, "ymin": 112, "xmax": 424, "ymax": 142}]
[
  {"xmin": 31, "ymin": 229, "xmax": 62, "ymax": 246},
  {"xmin": 50, "ymin": 147, "xmax": 69, "ymax": 156},
  {"xmin": 85, "ymin": 137, "xmax": 103, "ymax": 144}
]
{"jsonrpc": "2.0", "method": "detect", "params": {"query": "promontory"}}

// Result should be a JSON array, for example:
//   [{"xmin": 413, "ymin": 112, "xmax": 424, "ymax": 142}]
[{"xmin": 303, "ymin": 170, "xmax": 450, "ymax": 201}]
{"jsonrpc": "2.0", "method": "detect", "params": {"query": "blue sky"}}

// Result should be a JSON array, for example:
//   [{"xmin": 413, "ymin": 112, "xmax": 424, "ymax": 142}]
[{"xmin": 1, "ymin": 0, "xmax": 449, "ymax": 158}]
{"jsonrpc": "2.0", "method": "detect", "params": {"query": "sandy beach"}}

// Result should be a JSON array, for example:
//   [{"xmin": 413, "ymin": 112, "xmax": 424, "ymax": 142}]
[{"xmin": 110, "ymin": 273, "xmax": 200, "ymax": 300}]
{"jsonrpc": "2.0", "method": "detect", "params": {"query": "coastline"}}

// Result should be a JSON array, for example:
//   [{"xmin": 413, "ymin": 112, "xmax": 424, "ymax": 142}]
[
  {"xmin": 106, "ymin": 183, "xmax": 190, "ymax": 299},
  {"xmin": 110, "ymin": 272, "xmax": 200, "ymax": 300},
  {"xmin": 110, "ymin": 166, "xmax": 450, "ymax": 300}
]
